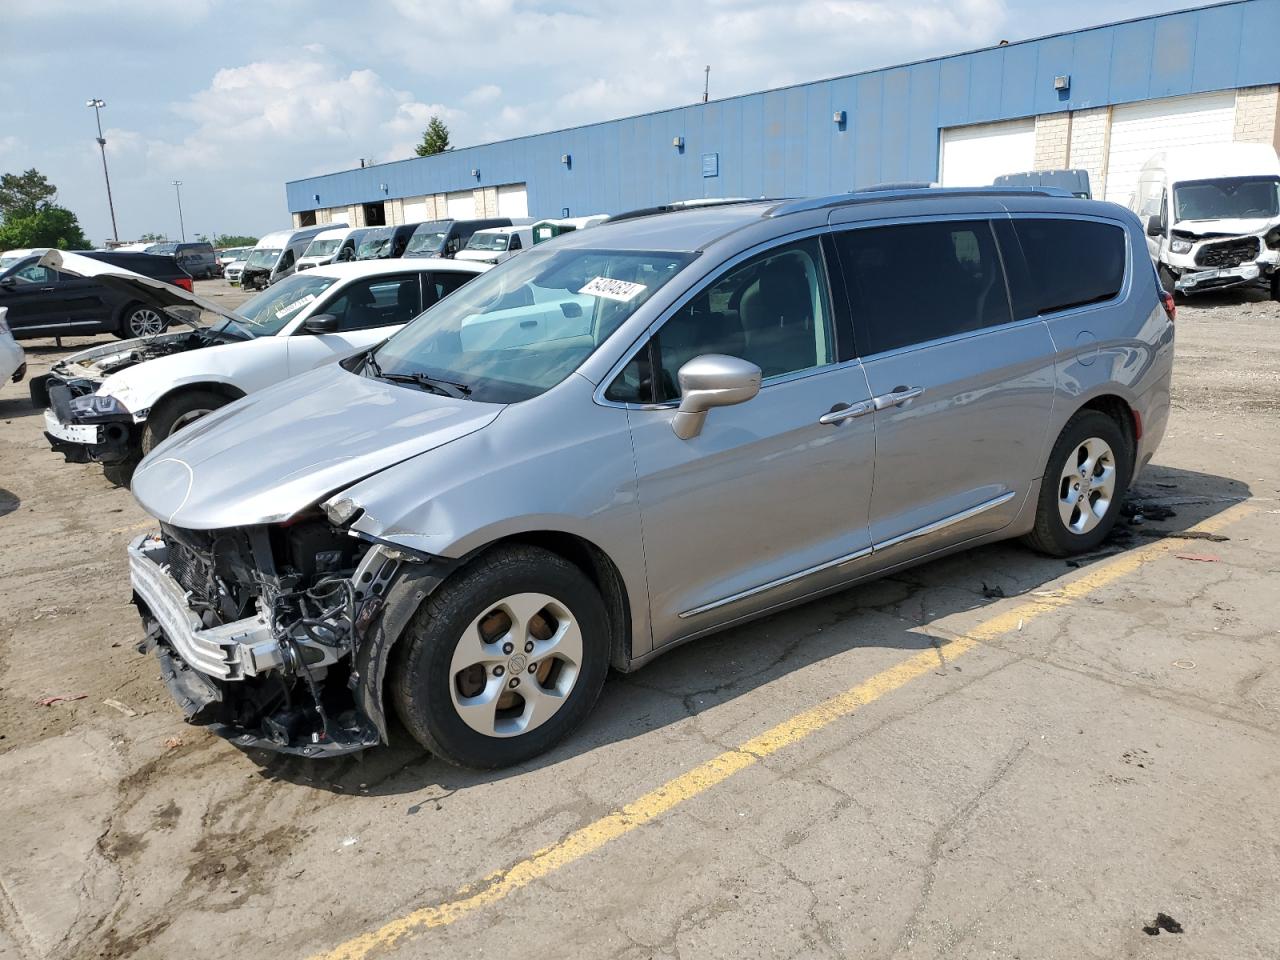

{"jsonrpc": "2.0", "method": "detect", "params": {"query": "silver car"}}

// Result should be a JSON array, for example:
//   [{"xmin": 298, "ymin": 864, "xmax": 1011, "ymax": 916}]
[{"xmin": 128, "ymin": 189, "xmax": 1174, "ymax": 766}]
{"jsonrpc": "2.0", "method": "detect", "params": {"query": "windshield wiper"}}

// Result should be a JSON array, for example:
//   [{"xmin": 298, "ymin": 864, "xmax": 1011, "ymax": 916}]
[{"xmin": 376, "ymin": 368, "xmax": 472, "ymax": 399}]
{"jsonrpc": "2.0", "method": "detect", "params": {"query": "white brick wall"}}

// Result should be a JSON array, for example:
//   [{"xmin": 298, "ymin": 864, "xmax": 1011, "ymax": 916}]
[
  {"xmin": 386, "ymin": 198, "xmax": 405, "ymax": 226},
  {"xmin": 1034, "ymin": 114, "xmax": 1071, "ymax": 169},
  {"xmin": 1233, "ymin": 84, "xmax": 1280, "ymax": 152},
  {"xmin": 1067, "ymin": 107, "xmax": 1110, "ymax": 197}
]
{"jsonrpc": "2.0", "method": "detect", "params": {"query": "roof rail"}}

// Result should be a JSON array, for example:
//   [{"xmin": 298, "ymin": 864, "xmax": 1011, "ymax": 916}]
[
  {"xmin": 603, "ymin": 197, "xmax": 768, "ymax": 224},
  {"xmin": 766, "ymin": 185, "xmax": 1075, "ymax": 218}
]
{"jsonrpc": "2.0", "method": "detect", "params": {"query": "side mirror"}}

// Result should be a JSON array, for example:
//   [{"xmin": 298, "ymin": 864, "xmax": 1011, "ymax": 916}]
[
  {"xmin": 0, "ymin": 277, "xmax": 14, "ymax": 288},
  {"xmin": 1145, "ymin": 214, "xmax": 1165, "ymax": 238},
  {"xmin": 304, "ymin": 313, "xmax": 339, "ymax": 334},
  {"xmin": 671, "ymin": 354, "xmax": 762, "ymax": 440}
]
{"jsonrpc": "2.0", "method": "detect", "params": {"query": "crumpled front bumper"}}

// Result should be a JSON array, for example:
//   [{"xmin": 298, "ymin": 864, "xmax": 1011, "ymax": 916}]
[
  {"xmin": 1174, "ymin": 262, "xmax": 1266, "ymax": 294},
  {"xmin": 129, "ymin": 533, "xmax": 382, "ymax": 757}
]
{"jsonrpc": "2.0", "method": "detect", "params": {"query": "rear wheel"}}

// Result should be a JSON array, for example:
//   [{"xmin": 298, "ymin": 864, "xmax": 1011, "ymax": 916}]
[
  {"xmin": 141, "ymin": 389, "xmax": 229, "ymax": 454},
  {"xmin": 117, "ymin": 303, "xmax": 167, "ymax": 339},
  {"xmin": 1024, "ymin": 410, "xmax": 1132, "ymax": 557},
  {"xmin": 1271, "ymin": 272, "xmax": 1279, "ymax": 302},
  {"xmin": 391, "ymin": 545, "xmax": 609, "ymax": 769}
]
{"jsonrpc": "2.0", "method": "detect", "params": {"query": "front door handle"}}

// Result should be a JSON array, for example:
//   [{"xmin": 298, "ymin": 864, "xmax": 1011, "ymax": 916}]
[
  {"xmin": 818, "ymin": 400, "xmax": 873, "ymax": 425},
  {"xmin": 872, "ymin": 386, "xmax": 924, "ymax": 410}
]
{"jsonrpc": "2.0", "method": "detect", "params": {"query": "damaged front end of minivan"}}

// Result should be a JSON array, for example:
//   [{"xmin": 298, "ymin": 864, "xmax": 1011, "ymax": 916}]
[{"xmin": 130, "ymin": 514, "xmax": 448, "ymax": 757}]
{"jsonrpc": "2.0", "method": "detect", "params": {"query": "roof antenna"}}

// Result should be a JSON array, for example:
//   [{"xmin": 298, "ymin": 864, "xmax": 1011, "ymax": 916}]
[{"xmin": 702, "ymin": 65, "xmax": 710, "ymax": 103}]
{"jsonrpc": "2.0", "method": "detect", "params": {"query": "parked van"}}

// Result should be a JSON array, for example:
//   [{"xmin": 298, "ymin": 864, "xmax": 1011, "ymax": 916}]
[
  {"xmin": 240, "ymin": 224, "xmax": 345, "ymax": 290},
  {"xmin": 454, "ymin": 224, "xmax": 534, "ymax": 264},
  {"xmin": 297, "ymin": 227, "xmax": 368, "ymax": 271},
  {"xmin": 145, "ymin": 241, "xmax": 219, "ymax": 280},
  {"xmin": 994, "ymin": 169, "xmax": 1092, "ymax": 199},
  {"xmin": 127, "ymin": 189, "xmax": 1173, "ymax": 765},
  {"xmin": 1131, "ymin": 143, "xmax": 1280, "ymax": 298},
  {"xmin": 355, "ymin": 224, "xmax": 419, "ymax": 261},
  {"xmin": 403, "ymin": 218, "xmax": 514, "ymax": 258},
  {"xmin": 531, "ymin": 215, "xmax": 610, "ymax": 245}
]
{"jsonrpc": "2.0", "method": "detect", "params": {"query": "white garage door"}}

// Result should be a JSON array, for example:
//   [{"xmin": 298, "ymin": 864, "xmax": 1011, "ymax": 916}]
[
  {"xmin": 497, "ymin": 183, "xmax": 529, "ymax": 219},
  {"xmin": 446, "ymin": 190, "xmax": 476, "ymax": 219},
  {"xmin": 939, "ymin": 119, "xmax": 1036, "ymax": 187},
  {"xmin": 402, "ymin": 198, "xmax": 428, "ymax": 223},
  {"xmin": 1103, "ymin": 91, "xmax": 1237, "ymax": 204}
]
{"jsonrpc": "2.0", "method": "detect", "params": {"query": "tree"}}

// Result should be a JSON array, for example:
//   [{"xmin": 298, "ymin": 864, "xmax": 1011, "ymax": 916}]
[
  {"xmin": 139, "ymin": 232, "xmax": 169, "ymax": 242},
  {"xmin": 213, "ymin": 233, "xmax": 257, "ymax": 248},
  {"xmin": 0, "ymin": 205, "xmax": 90, "ymax": 250},
  {"xmin": 0, "ymin": 168, "xmax": 57, "ymax": 221},
  {"xmin": 414, "ymin": 116, "xmax": 451, "ymax": 157}
]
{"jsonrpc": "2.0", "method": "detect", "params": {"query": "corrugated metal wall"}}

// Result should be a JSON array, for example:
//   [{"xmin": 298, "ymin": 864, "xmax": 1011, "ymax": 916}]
[{"xmin": 285, "ymin": 0, "xmax": 1280, "ymax": 218}]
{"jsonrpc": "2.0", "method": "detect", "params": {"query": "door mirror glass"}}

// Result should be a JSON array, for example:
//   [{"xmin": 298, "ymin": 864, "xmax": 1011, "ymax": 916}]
[
  {"xmin": 303, "ymin": 313, "xmax": 339, "ymax": 334},
  {"xmin": 671, "ymin": 354, "xmax": 762, "ymax": 439},
  {"xmin": 1145, "ymin": 214, "xmax": 1165, "ymax": 237}
]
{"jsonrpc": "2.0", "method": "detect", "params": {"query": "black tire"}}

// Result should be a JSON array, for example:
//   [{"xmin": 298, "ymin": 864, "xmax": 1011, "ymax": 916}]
[
  {"xmin": 1157, "ymin": 265, "xmax": 1180, "ymax": 299},
  {"xmin": 115, "ymin": 302, "xmax": 168, "ymax": 340},
  {"xmin": 103, "ymin": 459, "xmax": 136, "ymax": 488},
  {"xmin": 1023, "ymin": 409, "xmax": 1133, "ymax": 557},
  {"xmin": 391, "ymin": 545, "xmax": 610, "ymax": 769},
  {"xmin": 141, "ymin": 389, "xmax": 229, "ymax": 454},
  {"xmin": 1271, "ymin": 273, "xmax": 1279, "ymax": 303}
]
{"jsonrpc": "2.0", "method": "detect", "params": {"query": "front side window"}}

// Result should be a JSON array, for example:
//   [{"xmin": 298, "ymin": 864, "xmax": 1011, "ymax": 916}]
[
  {"xmin": 1009, "ymin": 218, "xmax": 1126, "ymax": 317},
  {"xmin": 606, "ymin": 238, "xmax": 836, "ymax": 403},
  {"xmin": 833, "ymin": 219, "xmax": 1011, "ymax": 355},
  {"xmin": 229, "ymin": 273, "xmax": 339, "ymax": 336},
  {"xmin": 319, "ymin": 275, "xmax": 422, "ymax": 331},
  {"xmin": 371, "ymin": 247, "xmax": 694, "ymax": 403}
]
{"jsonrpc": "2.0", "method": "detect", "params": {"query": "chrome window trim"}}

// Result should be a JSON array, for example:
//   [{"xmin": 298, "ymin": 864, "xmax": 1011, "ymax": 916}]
[
  {"xmin": 593, "ymin": 225, "xmax": 841, "ymax": 410},
  {"xmin": 678, "ymin": 490, "xmax": 1016, "ymax": 619}
]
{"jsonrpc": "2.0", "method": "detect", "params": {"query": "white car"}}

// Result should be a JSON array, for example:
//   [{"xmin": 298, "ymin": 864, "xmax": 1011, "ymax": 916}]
[
  {"xmin": 455, "ymin": 225, "xmax": 534, "ymax": 265},
  {"xmin": 0, "ymin": 307, "xmax": 26, "ymax": 386},
  {"xmin": 32, "ymin": 252, "xmax": 487, "ymax": 479},
  {"xmin": 223, "ymin": 260, "xmax": 246, "ymax": 283}
]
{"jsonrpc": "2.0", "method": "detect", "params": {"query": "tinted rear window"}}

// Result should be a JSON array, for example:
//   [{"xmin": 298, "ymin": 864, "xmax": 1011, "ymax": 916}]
[
  {"xmin": 833, "ymin": 219, "xmax": 1012, "ymax": 355},
  {"xmin": 1008, "ymin": 218, "xmax": 1125, "ymax": 317}
]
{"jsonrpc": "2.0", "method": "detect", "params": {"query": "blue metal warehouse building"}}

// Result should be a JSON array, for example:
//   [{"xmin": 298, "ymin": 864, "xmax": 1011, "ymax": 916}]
[{"xmin": 286, "ymin": 0, "xmax": 1280, "ymax": 229}]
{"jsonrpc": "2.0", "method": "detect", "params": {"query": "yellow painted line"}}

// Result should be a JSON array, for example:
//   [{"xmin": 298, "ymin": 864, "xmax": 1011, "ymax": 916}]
[
  {"xmin": 108, "ymin": 519, "xmax": 153, "ymax": 536},
  {"xmin": 314, "ymin": 500, "xmax": 1255, "ymax": 960}
]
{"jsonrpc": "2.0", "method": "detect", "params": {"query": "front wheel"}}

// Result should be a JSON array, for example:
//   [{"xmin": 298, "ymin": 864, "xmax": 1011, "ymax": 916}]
[
  {"xmin": 117, "ymin": 303, "xmax": 167, "ymax": 339},
  {"xmin": 1024, "ymin": 410, "xmax": 1133, "ymax": 557},
  {"xmin": 1158, "ymin": 265, "xmax": 1180, "ymax": 299},
  {"xmin": 391, "ymin": 545, "xmax": 609, "ymax": 768},
  {"xmin": 141, "ymin": 389, "xmax": 229, "ymax": 454}
]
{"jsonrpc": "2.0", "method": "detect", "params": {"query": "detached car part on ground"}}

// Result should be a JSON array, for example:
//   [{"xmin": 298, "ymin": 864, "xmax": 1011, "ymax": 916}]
[
  {"xmin": 0, "ymin": 308, "xmax": 27, "ymax": 385},
  {"xmin": 30, "ymin": 251, "xmax": 487, "ymax": 481},
  {"xmin": 126, "ymin": 190, "xmax": 1174, "ymax": 767}
]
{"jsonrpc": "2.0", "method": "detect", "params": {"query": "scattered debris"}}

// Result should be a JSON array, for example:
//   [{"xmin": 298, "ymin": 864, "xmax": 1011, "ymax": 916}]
[
  {"xmin": 341, "ymin": 836, "xmax": 359, "ymax": 847},
  {"xmin": 1122, "ymin": 748, "xmax": 1150, "ymax": 769},
  {"xmin": 163, "ymin": 736, "xmax": 185, "ymax": 749},
  {"xmin": 1142, "ymin": 912, "xmax": 1184, "ymax": 936},
  {"xmin": 103, "ymin": 698, "xmax": 138, "ymax": 717},
  {"xmin": 1175, "ymin": 553, "xmax": 1221, "ymax": 563},
  {"xmin": 1172, "ymin": 659, "xmax": 1196, "ymax": 670},
  {"xmin": 1122, "ymin": 500, "xmax": 1177, "ymax": 522},
  {"xmin": 36, "ymin": 693, "xmax": 87, "ymax": 707},
  {"xmin": 981, "ymin": 582, "xmax": 1005, "ymax": 599},
  {"xmin": 1134, "ymin": 529, "xmax": 1229, "ymax": 542}
]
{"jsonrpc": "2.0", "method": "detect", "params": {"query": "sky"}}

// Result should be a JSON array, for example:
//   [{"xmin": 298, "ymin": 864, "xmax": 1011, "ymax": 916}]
[{"xmin": 1, "ymin": 0, "xmax": 1193, "ymax": 246}]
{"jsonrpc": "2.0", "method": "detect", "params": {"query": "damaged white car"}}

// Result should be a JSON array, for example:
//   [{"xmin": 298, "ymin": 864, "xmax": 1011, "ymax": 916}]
[
  {"xmin": 1133, "ymin": 143, "xmax": 1280, "ymax": 299},
  {"xmin": 31, "ymin": 251, "xmax": 487, "ymax": 480}
]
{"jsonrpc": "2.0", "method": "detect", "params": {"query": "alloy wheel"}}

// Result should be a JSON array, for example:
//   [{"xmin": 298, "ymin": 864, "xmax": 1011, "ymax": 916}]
[
  {"xmin": 169, "ymin": 407, "xmax": 214, "ymax": 435},
  {"xmin": 449, "ymin": 592, "xmax": 583, "ymax": 738},
  {"xmin": 1057, "ymin": 436, "xmax": 1117, "ymax": 535},
  {"xmin": 128, "ymin": 308, "xmax": 165, "ymax": 337}
]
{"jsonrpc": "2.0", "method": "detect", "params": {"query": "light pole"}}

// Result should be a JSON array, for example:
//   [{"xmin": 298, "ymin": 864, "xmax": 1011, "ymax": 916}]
[
  {"xmin": 171, "ymin": 180, "xmax": 186, "ymax": 241},
  {"xmin": 86, "ymin": 98, "xmax": 119, "ymax": 242}
]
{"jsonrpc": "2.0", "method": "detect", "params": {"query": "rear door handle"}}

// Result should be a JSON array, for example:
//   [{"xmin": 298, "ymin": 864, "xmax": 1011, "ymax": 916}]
[
  {"xmin": 872, "ymin": 386, "xmax": 924, "ymax": 410},
  {"xmin": 818, "ymin": 400, "xmax": 874, "ymax": 425}
]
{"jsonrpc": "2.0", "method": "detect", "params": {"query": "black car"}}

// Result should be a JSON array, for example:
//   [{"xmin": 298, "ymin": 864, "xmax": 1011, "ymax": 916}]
[
  {"xmin": 0, "ymin": 251, "xmax": 193, "ymax": 340},
  {"xmin": 144, "ymin": 241, "xmax": 219, "ymax": 279}
]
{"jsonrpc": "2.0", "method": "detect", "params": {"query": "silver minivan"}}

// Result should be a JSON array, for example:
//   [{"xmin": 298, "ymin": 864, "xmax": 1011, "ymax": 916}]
[{"xmin": 127, "ymin": 189, "xmax": 1174, "ymax": 765}]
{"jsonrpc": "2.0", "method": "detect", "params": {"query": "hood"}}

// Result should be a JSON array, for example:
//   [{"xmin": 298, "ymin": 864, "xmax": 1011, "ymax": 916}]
[
  {"xmin": 131, "ymin": 362, "xmax": 503, "ymax": 530},
  {"xmin": 455, "ymin": 249, "xmax": 500, "ymax": 264},
  {"xmin": 51, "ymin": 328, "xmax": 240, "ymax": 383},
  {"xmin": 37, "ymin": 250, "xmax": 248, "ymax": 326},
  {"xmin": 1171, "ymin": 216, "xmax": 1280, "ymax": 238}
]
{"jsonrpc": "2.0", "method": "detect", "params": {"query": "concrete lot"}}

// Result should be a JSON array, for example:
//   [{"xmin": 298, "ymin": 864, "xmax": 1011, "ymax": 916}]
[{"xmin": 1, "ymin": 282, "xmax": 1278, "ymax": 960}]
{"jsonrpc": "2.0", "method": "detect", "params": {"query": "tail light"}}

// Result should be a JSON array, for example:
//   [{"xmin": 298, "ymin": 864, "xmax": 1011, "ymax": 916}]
[
  {"xmin": 1159, "ymin": 290, "xmax": 1175, "ymax": 322},
  {"xmin": 173, "ymin": 277, "xmax": 193, "ymax": 293}
]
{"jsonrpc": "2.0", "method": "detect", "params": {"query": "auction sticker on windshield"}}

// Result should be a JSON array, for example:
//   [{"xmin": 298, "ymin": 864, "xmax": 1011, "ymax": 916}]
[
  {"xmin": 275, "ymin": 294, "xmax": 316, "ymax": 319},
  {"xmin": 579, "ymin": 276, "xmax": 646, "ymax": 302}
]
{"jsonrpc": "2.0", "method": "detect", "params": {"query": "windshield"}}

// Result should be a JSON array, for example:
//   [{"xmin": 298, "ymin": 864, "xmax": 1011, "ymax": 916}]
[
  {"xmin": 371, "ymin": 247, "xmax": 695, "ymax": 403},
  {"xmin": 1174, "ymin": 176, "xmax": 1280, "ymax": 221},
  {"xmin": 226, "ymin": 273, "xmax": 339, "ymax": 337},
  {"xmin": 467, "ymin": 232, "xmax": 510, "ymax": 252},
  {"xmin": 357, "ymin": 231, "xmax": 393, "ymax": 259},
  {"xmin": 245, "ymin": 247, "xmax": 282, "ymax": 269},
  {"xmin": 405, "ymin": 222, "xmax": 450, "ymax": 256},
  {"xmin": 304, "ymin": 238, "xmax": 342, "ymax": 259}
]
